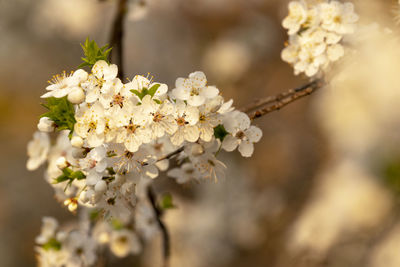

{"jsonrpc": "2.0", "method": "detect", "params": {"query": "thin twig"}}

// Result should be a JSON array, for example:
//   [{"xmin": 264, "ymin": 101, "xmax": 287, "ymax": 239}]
[
  {"xmin": 247, "ymin": 80, "xmax": 323, "ymax": 120},
  {"xmin": 241, "ymin": 80, "xmax": 320, "ymax": 113},
  {"xmin": 147, "ymin": 186, "xmax": 170, "ymax": 267},
  {"xmin": 157, "ymin": 147, "xmax": 184, "ymax": 162},
  {"xmin": 109, "ymin": 0, "xmax": 128, "ymax": 78}
]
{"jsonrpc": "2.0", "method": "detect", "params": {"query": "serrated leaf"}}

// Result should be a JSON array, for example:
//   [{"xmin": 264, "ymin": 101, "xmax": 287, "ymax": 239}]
[
  {"xmin": 79, "ymin": 38, "xmax": 112, "ymax": 69},
  {"xmin": 40, "ymin": 96, "xmax": 76, "ymax": 137}
]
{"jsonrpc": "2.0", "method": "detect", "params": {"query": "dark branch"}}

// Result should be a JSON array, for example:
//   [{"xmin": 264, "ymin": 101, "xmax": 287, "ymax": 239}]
[
  {"xmin": 157, "ymin": 147, "xmax": 184, "ymax": 162},
  {"xmin": 241, "ymin": 80, "xmax": 320, "ymax": 113},
  {"xmin": 109, "ymin": 0, "xmax": 128, "ymax": 78},
  {"xmin": 246, "ymin": 80, "xmax": 323, "ymax": 120},
  {"xmin": 147, "ymin": 186, "xmax": 170, "ymax": 267}
]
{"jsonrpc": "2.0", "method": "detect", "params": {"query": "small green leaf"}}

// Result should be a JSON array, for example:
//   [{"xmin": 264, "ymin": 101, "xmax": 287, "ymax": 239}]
[
  {"xmin": 71, "ymin": 171, "xmax": 86, "ymax": 180},
  {"xmin": 42, "ymin": 238, "xmax": 62, "ymax": 251},
  {"xmin": 106, "ymin": 167, "xmax": 116, "ymax": 175},
  {"xmin": 147, "ymin": 84, "xmax": 160, "ymax": 97},
  {"xmin": 79, "ymin": 38, "xmax": 112, "ymax": 69},
  {"xmin": 54, "ymin": 168, "xmax": 86, "ymax": 184},
  {"xmin": 40, "ymin": 96, "xmax": 76, "ymax": 137},
  {"xmin": 214, "ymin": 124, "xmax": 229, "ymax": 142},
  {"xmin": 160, "ymin": 193, "xmax": 175, "ymax": 210}
]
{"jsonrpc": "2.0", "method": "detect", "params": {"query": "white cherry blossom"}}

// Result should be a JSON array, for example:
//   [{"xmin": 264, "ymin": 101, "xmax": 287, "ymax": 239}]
[{"xmin": 171, "ymin": 71, "xmax": 219, "ymax": 107}]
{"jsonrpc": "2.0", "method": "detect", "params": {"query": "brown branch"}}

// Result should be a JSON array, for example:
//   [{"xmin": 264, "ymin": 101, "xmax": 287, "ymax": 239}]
[
  {"xmin": 247, "ymin": 80, "xmax": 323, "ymax": 120},
  {"xmin": 147, "ymin": 186, "xmax": 170, "ymax": 267},
  {"xmin": 157, "ymin": 147, "xmax": 184, "ymax": 162},
  {"xmin": 109, "ymin": 0, "xmax": 128, "ymax": 78},
  {"xmin": 241, "ymin": 80, "xmax": 320, "ymax": 113}
]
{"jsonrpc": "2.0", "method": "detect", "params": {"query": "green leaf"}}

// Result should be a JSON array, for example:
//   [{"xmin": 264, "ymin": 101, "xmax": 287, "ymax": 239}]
[
  {"xmin": 71, "ymin": 171, "xmax": 86, "ymax": 180},
  {"xmin": 130, "ymin": 89, "xmax": 147, "ymax": 100},
  {"xmin": 214, "ymin": 124, "xmax": 229, "ymax": 142},
  {"xmin": 54, "ymin": 168, "xmax": 86, "ymax": 184},
  {"xmin": 130, "ymin": 84, "xmax": 161, "ymax": 101},
  {"xmin": 79, "ymin": 38, "xmax": 112, "ymax": 69},
  {"xmin": 160, "ymin": 193, "xmax": 175, "ymax": 210},
  {"xmin": 106, "ymin": 167, "xmax": 116, "ymax": 175},
  {"xmin": 147, "ymin": 84, "xmax": 160, "ymax": 97},
  {"xmin": 42, "ymin": 238, "xmax": 62, "ymax": 251},
  {"xmin": 40, "ymin": 96, "xmax": 76, "ymax": 137}
]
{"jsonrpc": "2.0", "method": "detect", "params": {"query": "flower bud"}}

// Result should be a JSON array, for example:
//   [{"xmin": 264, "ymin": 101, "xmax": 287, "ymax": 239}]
[
  {"xmin": 56, "ymin": 156, "xmax": 68, "ymax": 169},
  {"xmin": 79, "ymin": 190, "xmax": 89, "ymax": 203},
  {"xmin": 71, "ymin": 136, "xmax": 84, "ymax": 148},
  {"xmin": 67, "ymin": 87, "xmax": 85, "ymax": 104},
  {"xmin": 95, "ymin": 180, "xmax": 107, "ymax": 193},
  {"xmin": 37, "ymin": 117, "xmax": 55, "ymax": 132}
]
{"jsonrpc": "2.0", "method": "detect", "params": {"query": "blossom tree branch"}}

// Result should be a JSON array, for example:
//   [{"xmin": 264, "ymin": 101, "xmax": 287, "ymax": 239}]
[
  {"xmin": 246, "ymin": 79, "xmax": 323, "ymax": 120},
  {"xmin": 147, "ymin": 186, "xmax": 170, "ymax": 267},
  {"xmin": 109, "ymin": 0, "xmax": 128, "ymax": 78}
]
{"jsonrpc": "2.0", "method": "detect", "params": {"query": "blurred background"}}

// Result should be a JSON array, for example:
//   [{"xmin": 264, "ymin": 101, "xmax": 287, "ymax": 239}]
[{"xmin": 1, "ymin": 0, "xmax": 400, "ymax": 266}]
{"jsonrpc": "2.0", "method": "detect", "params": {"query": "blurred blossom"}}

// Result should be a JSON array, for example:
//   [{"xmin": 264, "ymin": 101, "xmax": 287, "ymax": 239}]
[
  {"xmin": 202, "ymin": 39, "xmax": 252, "ymax": 82},
  {"xmin": 179, "ymin": 0, "xmax": 265, "ymax": 15},
  {"xmin": 128, "ymin": 0, "xmax": 148, "ymax": 21},
  {"xmin": 289, "ymin": 160, "xmax": 392, "ymax": 256},
  {"xmin": 369, "ymin": 223, "xmax": 400, "ymax": 267},
  {"xmin": 316, "ymin": 24, "xmax": 400, "ymax": 159},
  {"xmin": 28, "ymin": 0, "xmax": 102, "ymax": 40},
  {"xmin": 164, "ymin": 162, "xmax": 283, "ymax": 267}
]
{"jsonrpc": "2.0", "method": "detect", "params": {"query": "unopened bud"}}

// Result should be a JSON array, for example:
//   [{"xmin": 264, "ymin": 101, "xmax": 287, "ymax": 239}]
[
  {"xmin": 71, "ymin": 136, "xmax": 84, "ymax": 148},
  {"xmin": 67, "ymin": 87, "xmax": 85, "ymax": 104},
  {"xmin": 56, "ymin": 156, "xmax": 68, "ymax": 169},
  {"xmin": 37, "ymin": 117, "xmax": 55, "ymax": 132}
]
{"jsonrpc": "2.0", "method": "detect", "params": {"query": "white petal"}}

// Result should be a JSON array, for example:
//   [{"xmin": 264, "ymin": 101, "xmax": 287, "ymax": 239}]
[
  {"xmin": 170, "ymin": 129, "xmax": 185, "ymax": 146},
  {"xmin": 188, "ymin": 71, "xmax": 207, "ymax": 88},
  {"xmin": 238, "ymin": 141, "xmax": 254, "ymax": 157},
  {"xmin": 86, "ymin": 171, "xmax": 101, "ymax": 186},
  {"xmin": 87, "ymin": 133, "xmax": 104, "ymax": 147},
  {"xmin": 184, "ymin": 125, "xmax": 199, "ymax": 142},
  {"xmin": 221, "ymin": 135, "xmax": 239, "ymax": 152},
  {"xmin": 201, "ymin": 86, "xmax": 219, "ymax": 99},
  {"xmin": 244, "ymin": 126, "xmax": 262, "ymax": 143},
  {"xmin": 187, "ymin": 95, "xmax": 205, "ymax": 107}
]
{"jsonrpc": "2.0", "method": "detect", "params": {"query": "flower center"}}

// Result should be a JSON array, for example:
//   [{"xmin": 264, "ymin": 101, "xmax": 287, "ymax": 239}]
[
  {"xmin": 236, "ymin": 131, "xmax": 245, "ymax": 139},
  {"xmin": 153, "ymin": 112, "xmax": 164, "ymax": 122},
  {"xmin": 127, "ymin": 123, "xmax": 138, "ymax": 134},
  {"xmin": 112, "ymin": 93, "xmax": 125, "ymax": 107},
  {"xmin": 190, "ymin": 87, "xmax": 199, "ymax": 96},
  {"xmin": 176, "ymin": 117, "xmax": 187, "ymax": 126},
  {"xmin": 88, "ymin": 121, "xmax": 97, "ymax": 132},
  {"xmin": 334, "ymin": 16, "xmax": 342, "ymax": 24},
  {"xmin": 124, "ymin": 151, "xmax": 134, "ymax": 159}
]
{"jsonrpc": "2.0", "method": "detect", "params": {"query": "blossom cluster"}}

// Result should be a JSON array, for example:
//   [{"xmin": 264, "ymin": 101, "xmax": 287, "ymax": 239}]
[
  {"xmin": 27, "ymin": 59, "xmax": 262, "ymax": 265},
  {"xmin": 34, "ymin": 208, "xmax": 154, "ymax": 267},
  {"xmin": 281, "ymin": 0, "xmax": 358, "ymax": 77}
]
